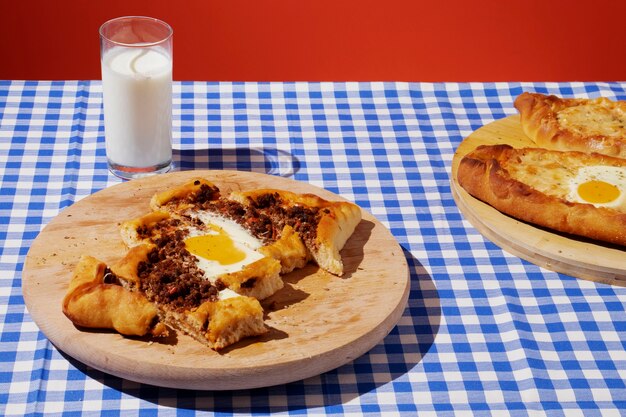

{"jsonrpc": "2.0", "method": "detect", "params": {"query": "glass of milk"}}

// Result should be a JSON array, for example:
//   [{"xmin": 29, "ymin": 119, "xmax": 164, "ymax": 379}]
[{"xmin": 99, "ymin": 16, "xmax": 173, "ymax": 179}]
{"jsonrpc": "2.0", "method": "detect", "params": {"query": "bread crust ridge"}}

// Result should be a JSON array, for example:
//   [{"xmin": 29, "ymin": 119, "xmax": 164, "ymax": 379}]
[{"xmin": 514, "ymin": 92, "xmax": 626, "ymax": 158}]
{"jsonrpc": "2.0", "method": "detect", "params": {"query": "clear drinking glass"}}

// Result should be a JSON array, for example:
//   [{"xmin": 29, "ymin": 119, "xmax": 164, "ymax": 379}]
[{"xmin": 99, "ymin": 16, "xmax": 173, "ymax": 179}]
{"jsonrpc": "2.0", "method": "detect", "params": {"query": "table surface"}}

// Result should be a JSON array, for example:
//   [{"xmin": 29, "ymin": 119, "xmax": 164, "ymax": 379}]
[{"xmin": 2, "ymin": 80, "xmax": 625, "ymax": 417}]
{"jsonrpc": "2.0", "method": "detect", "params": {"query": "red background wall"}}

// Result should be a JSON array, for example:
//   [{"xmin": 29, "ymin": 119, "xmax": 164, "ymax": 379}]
[{"xmin": 1, "ymin": 0, "xmax": 625, "ymax": 81}]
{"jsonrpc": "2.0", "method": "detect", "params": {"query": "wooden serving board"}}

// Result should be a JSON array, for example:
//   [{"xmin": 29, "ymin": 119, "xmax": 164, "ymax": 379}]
[
  {"xmin": 22, "ymin": 170, "xmax": 410, "ymax": 390},
  {"xmin": 451, "ymin": 115, "xmax": 626, "ymax": 286}
]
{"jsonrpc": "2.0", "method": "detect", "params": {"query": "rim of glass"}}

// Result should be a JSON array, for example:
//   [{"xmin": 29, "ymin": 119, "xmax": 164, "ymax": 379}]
[{"xmin": 99, "ymin": 16, "xmax": 173, "ymax": 47}]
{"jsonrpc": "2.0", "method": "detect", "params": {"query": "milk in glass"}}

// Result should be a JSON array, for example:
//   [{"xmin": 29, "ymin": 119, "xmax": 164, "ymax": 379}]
[{"xmin": 101, "ymin": 45, "xmax": 172, "ymax": 171}]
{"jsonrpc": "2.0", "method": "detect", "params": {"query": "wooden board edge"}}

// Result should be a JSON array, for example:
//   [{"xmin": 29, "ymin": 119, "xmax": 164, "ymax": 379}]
[{"xmin": 21, "ymin": 170, "xmax": 412, "ymax": 390}]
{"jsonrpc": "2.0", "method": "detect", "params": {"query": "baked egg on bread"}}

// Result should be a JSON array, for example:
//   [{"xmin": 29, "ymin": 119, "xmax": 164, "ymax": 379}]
[
  {"xmin": 567, "ymin": 166, "xmax": 626, "ymax": 210},
  {"xmin": 120, "ymin": 210, "xmax": 283, "ymax": 300},
  {"xmin": 184, "ymin": 211, "xmax": 265, "ymax": 276}
]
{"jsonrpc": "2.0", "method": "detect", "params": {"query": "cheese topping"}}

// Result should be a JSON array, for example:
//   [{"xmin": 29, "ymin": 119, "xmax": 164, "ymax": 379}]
[
  {"xmin": 557, "ymin": 104, "xmax": 626, "ymax": 137},
  {"xmin": 503, "ymin": 150, "xmax": 626, "ymax": 212}
]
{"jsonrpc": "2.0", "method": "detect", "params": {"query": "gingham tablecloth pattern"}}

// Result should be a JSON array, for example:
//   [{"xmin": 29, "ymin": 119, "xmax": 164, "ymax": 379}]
[{"xmin": 1, "ymin": 80, "xmax": 626, "ymax": 417}]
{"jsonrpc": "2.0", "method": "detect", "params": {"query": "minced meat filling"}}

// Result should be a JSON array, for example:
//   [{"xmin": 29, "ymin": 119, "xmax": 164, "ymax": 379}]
[
  {"xmin": 137, "ymin": 218, "xmax": 182, "ymax": 240},
  {"xmin": 179, "ymin": 189, "xmax": 326, "ymax": 247},
  {"xmin": 198, "ymin": 193, "xmax": 324, "ymax": 247},
  {"xmin": 137, "ymin": 231, "xmax": 220, "ymax": 311},
  {"xmin": 158, "ymin": 182, "xmax": 220, "ymax": 209},
  {"xmin": 192, "ymin": 182, "xmax": 221, "ymax": 204},
  {"xmin": 214, "ymin": 193, "xmax": 329, "ymax": 247},
  {"xmin": 204, "ymin": 199, "xmax": 277, "ymax": 242},
  {"xmin": 253, "ymin": 192, "xmax": 281, "ymax": 209},
  {"xmin": 281, "ymin": 205, "xmax": 324, "ymax": 246},
  {"xmin": 246, "ymin": 193, "xmax": 325, "ymax": 248}
]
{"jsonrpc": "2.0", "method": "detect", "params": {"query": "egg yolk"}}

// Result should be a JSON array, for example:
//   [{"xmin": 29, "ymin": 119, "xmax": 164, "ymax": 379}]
[
  {"xmin": 184, "ymin": 226, "xmax": 246, "ymax": 265},
  {"xmin": 577, "ymin": 180, "xmax": 620, "ymax": 204}
]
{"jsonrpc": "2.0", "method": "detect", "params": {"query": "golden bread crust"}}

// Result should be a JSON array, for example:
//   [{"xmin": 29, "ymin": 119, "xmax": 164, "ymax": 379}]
[
  {"xmin": 110, "ymin": 244, "xmax": 155, "ymax": 287},
  {"xmin": 62, "ymin": 255, "xmax": 166, "ymax": 337},
  {"xmin": 150, "ymin": 178, "xmax": 220, "ymax": 212},
  {"xmin": 120, "ymin": 211, "xmax": 170, "ymax": 247},
  {"xmin": 217, "ymin": 256, "xmax": 283, "ymax": 300},
  {"xmin": 259, "ymin": 225, "xmax": 310, "ymax": 274},
  {"xmin": 313, "ymin": 197, "xmax": 362, "ymax": 275},
  {"xmin": 514, "ymin": 92, "xmax": 626, "ymax": 158},
  {"xmin": 457, "ymin": 144, "xmax": 626, "ymax": 246},
  {"xmin": 187, "ymin": 296, "xmax": 267, "ymax": 350}
]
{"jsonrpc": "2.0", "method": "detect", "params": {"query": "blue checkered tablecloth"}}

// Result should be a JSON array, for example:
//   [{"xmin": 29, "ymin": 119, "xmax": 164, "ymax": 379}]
[{"xmin": 1, "ymin": 80, "xmax": 626, "ymax": 416}]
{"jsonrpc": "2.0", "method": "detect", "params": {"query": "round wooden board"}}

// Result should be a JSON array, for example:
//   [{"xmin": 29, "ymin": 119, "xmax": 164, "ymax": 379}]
[
  {"xmin": 22, "ymin": 170, "xmax": 410, "ymax": 390},
  {"xmin": 451, "ymin": 115, "xmax": 626, "ymax": 286}
]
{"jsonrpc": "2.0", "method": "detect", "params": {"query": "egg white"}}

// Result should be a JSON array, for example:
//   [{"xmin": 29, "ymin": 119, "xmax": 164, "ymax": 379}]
[
  {"xmin": 567, "ymin": 165, "xmax": 626, "ymax": 209},
  {"xmin": 184, "ymin": 212, "xmax": 264, "ymax": 281},
  {"xmin": 192, "ymin": 211, "xmax": 263, "ymax": 250}
]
